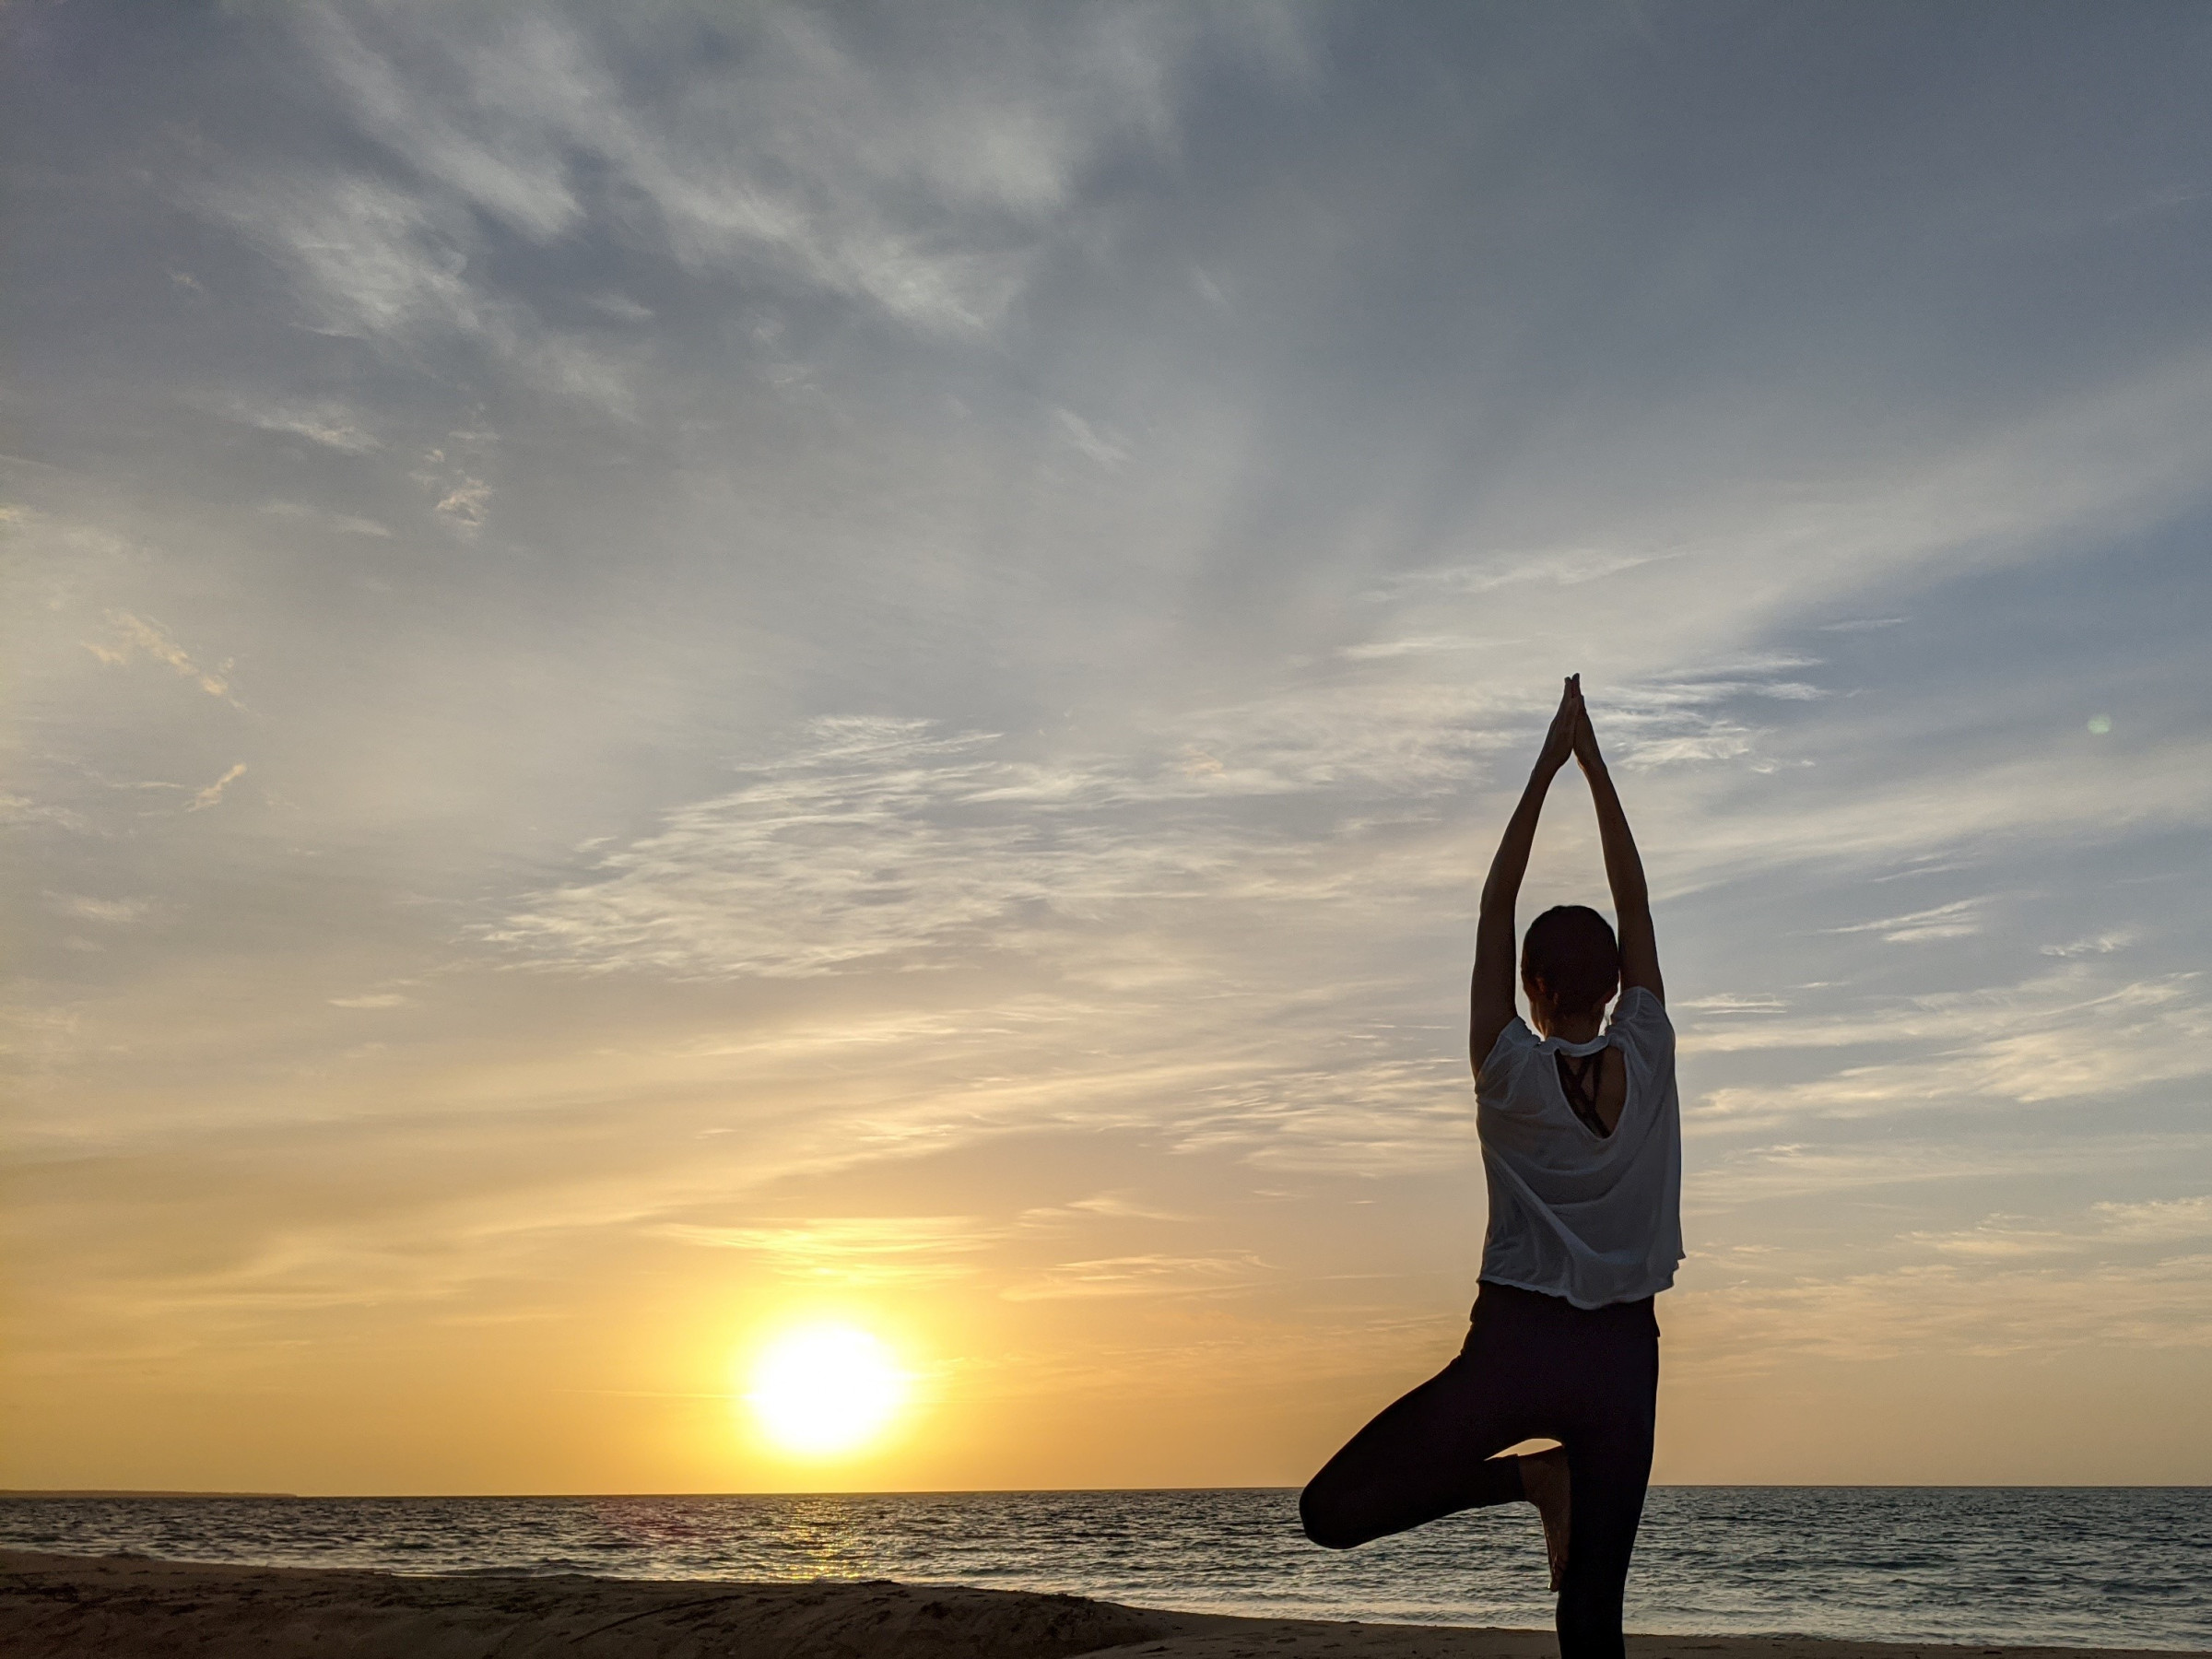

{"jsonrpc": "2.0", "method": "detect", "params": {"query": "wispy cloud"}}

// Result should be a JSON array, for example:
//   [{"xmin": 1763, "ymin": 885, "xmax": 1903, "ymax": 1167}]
[
  {"xmin": 1821, "ymin": 898, "xmax": 1986, "ymax": 943},
  {"xmin": 480, "ymin": 707, "xmax": 1491, "ymax": 981},
  {"xmin": 1364, "ymin": 545, "xmax": 1670, "ymax": 602},
  {"xmin": 1685, "ymin": 1135, "xmax": 2212, "ymax": 1211},
  {"xmin": 1670, "ymin": 1253, "xmax": 2212, "ymax": 1372},
  {"xmin": 1002, "ymin": 1250, "xmax": 1272, "ymax": 1301},
  {"xmin": 2095, "ymin": 1194, "xmax": 2212, "ymax": 1241},
  {"xmin": 2041, "ymin": 930, "xmax": 2136, "ymax": 958},
  {"xmin": 1686, "ymin": 966, "xmax": 2212, "ymax": 1127},
  {"xmin": 197, "ymin": 166, "xmax": 629, "ymax": 411},
  {"xmin": 51, "ymin": 895, "xmax": 150, "ymax": 925},
  {"xmin": 1676, "ymin": 994, "xmax": 1789, "ymax": 1014},
  {"xmin": 287, "ymin": 3, "xmax": 1308, "ymax": 337},
  {"xmin": 663, "ymin": 1216, "xmax": 1002, "ymax": 1286},
  {"xmin": 210, "ymin": 172, "xmax": 486, "ymax": 343},
  {"xmin": 82, "ymin": 613, "xmax": 235, "ymax": 700},
  {"xmin": 1021, "ymin": 1192, "xmax": 1192, "ymax": 1227},
  {"xmin": 1054, "ymin": 408, "xmax": 1128, "ymax": 469},
  {"xmin": 188, "ymin": 763, "xmax": 248, "ymax": 812},
  {"xmin": 216, "ymin": 396, "xmax": 381, "ymax": 453},
  {"xmin": 1907, "ymin": 1196, "xmax": 2212, "ymax": 1260},
  {"xmin": 260, "ymin": 500, "xmax": 393, "ymax": 537}
]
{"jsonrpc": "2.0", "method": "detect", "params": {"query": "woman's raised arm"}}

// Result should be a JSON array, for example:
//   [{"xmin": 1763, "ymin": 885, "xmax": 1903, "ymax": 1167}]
[
  {"xmin": 1572, "ymin": 702, "xmax": 1663, "ymax": 1002},
  {"xmin": 1471, "ymin": 677, "xmax": 1583, "ymax": 1072}
]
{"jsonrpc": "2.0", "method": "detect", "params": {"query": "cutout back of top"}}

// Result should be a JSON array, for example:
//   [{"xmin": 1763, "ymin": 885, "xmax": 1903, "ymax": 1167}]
[{"xmin": 1556, "ymin": 1048, "xmax": 1614, "ymax": 1138}]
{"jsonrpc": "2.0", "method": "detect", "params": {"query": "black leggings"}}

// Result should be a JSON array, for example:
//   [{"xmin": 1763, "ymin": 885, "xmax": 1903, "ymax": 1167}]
[{"xmin": 1299, "ymin": 1281, "xmax": 1659, "ymax": 1659}]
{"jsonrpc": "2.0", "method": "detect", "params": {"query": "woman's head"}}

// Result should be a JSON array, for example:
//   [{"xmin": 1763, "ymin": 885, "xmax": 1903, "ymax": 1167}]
[{"xmin": 1521, "ymin": 904, "xmax": 1620, "ymax": 1034}]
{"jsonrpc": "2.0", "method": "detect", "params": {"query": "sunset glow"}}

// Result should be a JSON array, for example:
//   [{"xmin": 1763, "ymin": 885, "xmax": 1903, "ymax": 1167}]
[{"xmin": 6, "ymin": 3, "xmax": 2211, "ymax": 1501}]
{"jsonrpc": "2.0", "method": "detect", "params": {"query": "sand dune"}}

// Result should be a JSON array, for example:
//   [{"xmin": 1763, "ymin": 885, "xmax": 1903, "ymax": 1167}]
[{"xmin": 2, "ymin": 1548, "xmax": 2198, "ymax": 1659}]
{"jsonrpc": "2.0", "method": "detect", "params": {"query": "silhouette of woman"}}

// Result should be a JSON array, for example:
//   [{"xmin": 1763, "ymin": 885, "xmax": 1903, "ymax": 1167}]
[{"xmin": 1299, "ymin": 676, "xmax": 1682, "ymax": 1659}]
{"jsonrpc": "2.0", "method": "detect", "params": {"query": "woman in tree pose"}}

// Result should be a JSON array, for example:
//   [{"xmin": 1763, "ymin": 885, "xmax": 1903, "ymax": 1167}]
[{"xmin": 1300, "ymin": 676, "xmax": 1681, "ymax": 1659}]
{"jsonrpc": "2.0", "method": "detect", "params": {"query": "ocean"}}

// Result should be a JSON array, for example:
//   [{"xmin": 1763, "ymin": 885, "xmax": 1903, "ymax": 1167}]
[{"xmin": 3, "ymin": 1488, "xmax": 2206, "ymax": 1650}]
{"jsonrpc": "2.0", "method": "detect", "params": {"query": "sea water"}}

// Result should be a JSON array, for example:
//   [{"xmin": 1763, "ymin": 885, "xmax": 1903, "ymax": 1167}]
[{"xmin": 3, "ymin": 1488, "xmax": 2206, "ymax": 1650}]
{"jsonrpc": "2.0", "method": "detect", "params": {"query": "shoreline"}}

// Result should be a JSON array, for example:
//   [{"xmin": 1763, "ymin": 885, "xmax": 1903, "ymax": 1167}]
[{"xmin": 6, "ymin": 1549, "xmax": 2206, "ymax": 1659}]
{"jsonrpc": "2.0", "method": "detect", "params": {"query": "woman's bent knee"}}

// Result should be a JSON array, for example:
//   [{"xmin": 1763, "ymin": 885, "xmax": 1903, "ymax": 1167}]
[{"xmin": 1298, "ymin": 1481, "xmax": 1367, "ymax": 1550}]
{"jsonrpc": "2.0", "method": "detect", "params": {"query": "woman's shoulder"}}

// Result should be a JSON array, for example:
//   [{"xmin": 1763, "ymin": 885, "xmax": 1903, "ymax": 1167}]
[
  {"xmin": 1606, "ymin": 987, "xmax": 1675, "ymax": 1057},
  {"xmin": 1477, "ymin": 1016, "xmax": 1541, "ymax": 1094}
]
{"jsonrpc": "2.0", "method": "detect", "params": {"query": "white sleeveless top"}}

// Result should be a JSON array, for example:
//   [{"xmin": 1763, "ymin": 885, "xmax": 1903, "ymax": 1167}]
[{"xmin": 1475, "ymin": 986, "xmax": 1683, "ymax": 1309}]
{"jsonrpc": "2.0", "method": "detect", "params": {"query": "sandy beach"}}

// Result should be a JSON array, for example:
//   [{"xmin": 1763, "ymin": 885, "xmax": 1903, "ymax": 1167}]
[{"xmin": 4, "ymin": 1549, "xmax": 2202, "ymax": 1659}]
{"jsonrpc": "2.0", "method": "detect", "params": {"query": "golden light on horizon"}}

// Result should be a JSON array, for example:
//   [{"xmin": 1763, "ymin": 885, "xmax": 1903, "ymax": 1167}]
[{"xmin": 743, "ymin": 1324, "xmax": 908, "ymax": 1458}]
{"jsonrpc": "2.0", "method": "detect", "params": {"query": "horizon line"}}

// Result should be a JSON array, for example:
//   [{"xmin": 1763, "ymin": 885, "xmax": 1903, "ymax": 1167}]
[{"xmin": 7, "ymin": 1482, "xmax": 2208, "ymax": 1500}]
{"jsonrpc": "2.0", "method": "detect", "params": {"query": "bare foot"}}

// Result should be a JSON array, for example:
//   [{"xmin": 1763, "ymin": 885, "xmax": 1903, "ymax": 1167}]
[{"xmin": 1519, "ymin": 1446, "xmax": 1571, "ymax": 1593}]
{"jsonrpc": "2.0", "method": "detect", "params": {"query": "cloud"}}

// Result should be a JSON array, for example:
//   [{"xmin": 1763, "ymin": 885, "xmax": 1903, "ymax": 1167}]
[
  {"xmin": 432, "ymin": 477, "xmax": 490, "ymax": 533},
  {"xmin": 287, "ymin": 2, "xmax": 1310, "ymax": 336},
  {"xmin": 1028, "ymin": 1192, "xmax": 1191, "ymax": 1225},
  {"xmin": 215, "ymin": 397, "xmax": 381, "ymax": 453},
  {"xmin": 1335, "ymin": 635, "xmax": 1506, "ymax": 663},
  {"xmin": 1678, "ymin": 1195, "xmax": 2212, "ymax": 1372},
  {"xmin": 1643, "ymin": 730, "xmax": 2212, "ymax": 897},
  {"xmin": 51, "ymin": 895, "xmax": 149, "ymax": 925},
  {"xmin": 212, "ymin": 172, "xmax": 486, "ymax": 343},
  {"xmin": 198, "ymin": 166, "xmax": 628, "ymax": 411},
  {"xmin": 2092, "ymin": 1194, "xmax": 2212, "ymax": 1242},
  {"xmin": 1905, "ymin": 1197, "xmax": 2212, "ymax": 1261},
  {"xmin": 2041, "ymin": 930, "xmax": 2136, "ymax": 958},
  {"xmin": 1686, "ymin": 966, "xmax": 2212, "ymax": 1130},
  {"xmin": 476, "ymin": 680, "xmax": 1618, "ymax": 986},
  {"xmin": 482, "ymin": 719, "xmax": 1141, "ymax": 978},
  {"xmin": 328, "ymin": 993, "xmax": 413, "ymax": 1009},
  {"xmin": 298, "ymin": 5, "xmax": 589, "ymax": 243},
  {"xmin": 1684, "ymin": 962, "xmax": 2204, "ymax": 1057},
  {"xmin": 661, "ymin": 1216, "xmax": 1001, "ymax": 1286},
  {"xmin": 1001, "ymin": 1250, "xmax": 1272, "ymax": 1301},
  {"xmin": 1365, "ymin": 545, "xmax": 1669, "ymax": 602},
  {"xmin": 412, "ymin": 436, "xmax": 496, "ymax": 536},
  {"xmin": 188, "ymin": 763, "xmax": 248, "ymax": 812},
  {"xmin": 1163, "ymin": 1054, "xmax": 1477, "ymax": 1176},
  {"xmin": 1670, "ymin": 1253, "xmax": 2212, "ymax": 1372},
  {"xmin": 585, "ymin": 292, "xmax": 653, "ymax": 323},
  {"xmin": 82, "ymin": 613, "xmax": 235, "ymax": 700},
  {"xmin": 475, "ymin": 635, "xmax": 2017, "ymax": 1002},
  {"xmin": 0, "ymin": 794, "xmax": 92, "ymax": 834},
  {"xmin": 1821, "ymin": 898, "xmax": 1986, "ymax": 943},
  {"xmin": 485, "ymin": 708, "xmax": 1488, "ymax": 982},
  {"xmin": 1684, "ymin": 1135, "xmax": 2212, "ymax": 1213},
  {"xmin": 1054, "ymin": 408, "xmax": 1128, "ymax": 469},
  {"xmin": 260, "ymin": 500, "xmax": 393, "ymax": 537}
]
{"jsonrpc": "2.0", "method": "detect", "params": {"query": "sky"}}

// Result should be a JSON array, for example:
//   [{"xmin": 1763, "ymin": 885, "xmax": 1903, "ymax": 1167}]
[{"xmin": 5, "ymin": 0, "xmax": 2210, "ymax": 1496}]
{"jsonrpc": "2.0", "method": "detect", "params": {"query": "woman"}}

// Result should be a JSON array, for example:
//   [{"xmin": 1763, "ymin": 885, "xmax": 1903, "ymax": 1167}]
[{"xmin": 1299, "ymin": 675, "xmax": 1681, "ymax": 1659}]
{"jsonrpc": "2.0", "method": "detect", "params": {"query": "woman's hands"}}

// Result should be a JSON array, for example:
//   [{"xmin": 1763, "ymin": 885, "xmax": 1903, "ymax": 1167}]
[
  {"xmin": 1535, "ymin": 674, "xmax": 1585, "ymax": 778},
  {"xmin": 1571, "ymin": 689, "xmax": 1605, "ymax": 775}
]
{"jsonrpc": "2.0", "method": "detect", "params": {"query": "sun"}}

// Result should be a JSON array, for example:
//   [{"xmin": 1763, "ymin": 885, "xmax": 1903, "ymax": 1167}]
[{"xmin": 743, "ymin": 1324, "xmax": 908, "ymax": 1457}]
